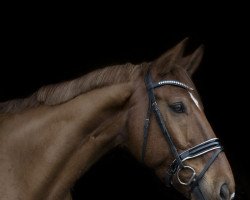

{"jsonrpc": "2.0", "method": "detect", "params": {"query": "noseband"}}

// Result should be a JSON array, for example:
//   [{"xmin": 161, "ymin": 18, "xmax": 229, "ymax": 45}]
[{"xmin": 142, "ymin": 70, "xmax": 223, "ymax": 199}]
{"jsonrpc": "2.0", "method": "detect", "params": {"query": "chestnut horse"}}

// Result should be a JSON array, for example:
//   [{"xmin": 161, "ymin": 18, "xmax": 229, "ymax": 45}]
[{"xmin": 0, "ymin": 39, "xmax": 235, "ymax": 200}]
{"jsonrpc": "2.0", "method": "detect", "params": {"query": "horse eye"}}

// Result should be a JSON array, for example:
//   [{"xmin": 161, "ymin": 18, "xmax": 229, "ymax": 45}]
[{"xmin": 169, "ymin": 102, "xmax": 185, "ymax": 113}]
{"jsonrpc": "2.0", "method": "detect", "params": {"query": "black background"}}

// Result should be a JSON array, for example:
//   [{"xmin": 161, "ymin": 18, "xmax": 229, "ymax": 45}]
[{"xmin": 1, "ymin": 3, "xmax": 249, "ymax": 199}]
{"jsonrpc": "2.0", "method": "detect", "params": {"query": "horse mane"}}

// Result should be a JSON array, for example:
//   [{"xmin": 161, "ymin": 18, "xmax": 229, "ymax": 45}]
[{"xmin": 0, "ymin": 63, "xmax": 147, "ymax": 114}]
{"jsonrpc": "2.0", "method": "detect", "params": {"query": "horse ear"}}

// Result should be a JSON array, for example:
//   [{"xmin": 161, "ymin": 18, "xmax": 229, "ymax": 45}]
[
  {"xmin": 152, "ymin": 38, "xmax": 189, "ymax": 76},
  {"xmin": 181, "ymin": 45, "xmax": 204, "ymax": 76}
]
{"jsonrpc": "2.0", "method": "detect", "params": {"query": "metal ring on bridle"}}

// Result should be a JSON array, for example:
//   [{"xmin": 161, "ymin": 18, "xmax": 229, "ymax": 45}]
[{"xmin": 177, "ymin": 165, "xmax": 196, "ymax": 186}]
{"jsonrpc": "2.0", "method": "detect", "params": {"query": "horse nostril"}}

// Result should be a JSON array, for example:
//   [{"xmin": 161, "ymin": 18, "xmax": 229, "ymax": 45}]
[{"xmin": 220, "ymin": 183, "xmax": 230, "ymax": 200}]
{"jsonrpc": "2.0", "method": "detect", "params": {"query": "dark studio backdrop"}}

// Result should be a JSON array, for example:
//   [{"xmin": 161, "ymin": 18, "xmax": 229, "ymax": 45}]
[{"xmin": 0, "ymin": 4, "xmax": 249, "ymax": 199}]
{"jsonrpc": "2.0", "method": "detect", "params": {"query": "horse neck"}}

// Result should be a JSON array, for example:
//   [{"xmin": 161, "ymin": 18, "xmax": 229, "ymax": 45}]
[
  {"xmin": 36, "ymin": 90, "xmax": 130, "ymax": 199},
  {"xmin": 0, "ymin": 63, "xmax": 145, "ymax": 199},
  {"xmin": 0, "ymin": 87, "xmax": 130, "ymax": 200}
]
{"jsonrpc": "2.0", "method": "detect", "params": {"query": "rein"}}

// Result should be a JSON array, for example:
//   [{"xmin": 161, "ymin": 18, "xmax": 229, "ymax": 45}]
[{"xmin": 142, "ymin": 70, "xmax": 223, "ymax": 199}]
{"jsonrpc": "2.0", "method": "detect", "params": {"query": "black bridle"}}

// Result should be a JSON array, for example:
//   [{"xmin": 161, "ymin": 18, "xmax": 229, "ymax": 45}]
[{"xmin": 142, "ymin": 69, "xmax": 223, "ymax": 199}]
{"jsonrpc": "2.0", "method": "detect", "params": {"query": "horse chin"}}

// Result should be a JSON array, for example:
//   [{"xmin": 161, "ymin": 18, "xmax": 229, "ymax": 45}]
[
  {"xmin": 190, "ymin": 191, "xmax": 206, "ymax": 200},
  {"xmin": 171, "ymin": 179, "xmax": 213, "ymax": 200}
]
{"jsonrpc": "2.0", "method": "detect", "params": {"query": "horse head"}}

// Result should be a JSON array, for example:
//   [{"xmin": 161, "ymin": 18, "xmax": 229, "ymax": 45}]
[{"xmin": 125, "ymin": 39, "xmax": 235, "ymax": 199}]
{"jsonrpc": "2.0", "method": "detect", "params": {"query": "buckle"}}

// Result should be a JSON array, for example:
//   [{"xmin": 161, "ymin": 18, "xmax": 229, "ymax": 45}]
[{"xmin": 177, "ymin": 165, "xmax": 196, "ymax": 186}]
